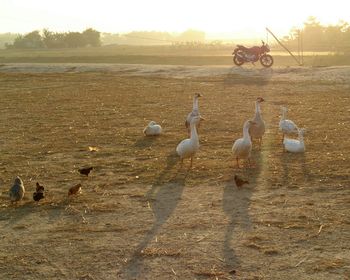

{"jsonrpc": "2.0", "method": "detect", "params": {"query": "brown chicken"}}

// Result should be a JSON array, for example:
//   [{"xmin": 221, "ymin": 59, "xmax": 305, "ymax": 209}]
[
  {"xmin": 234, "ymin": 175, "xmax": 249, "ymax": 187},
  {"xmin": 36, "ymin": 182, "xmax": 44, "ymax": 192},
  {"xmin": 33, "ymin": 182, "xmax": 45, "ymax": 202},
  {"xmin": 68, "ymin": 183, "xmax": 82, "ymax": 196},
  {"xmin": 78, "ymin": 167, "xmax": 93, "ymax": 176}
]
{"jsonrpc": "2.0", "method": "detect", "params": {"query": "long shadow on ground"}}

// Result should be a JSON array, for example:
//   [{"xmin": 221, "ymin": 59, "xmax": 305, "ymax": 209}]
[
  {"xmin": 222, "ymin": 142, "xmax": 264, "ymax": 270},
  {"xmin": 122, "ymin": 152, "xmax": 187, "ymax": 279}
]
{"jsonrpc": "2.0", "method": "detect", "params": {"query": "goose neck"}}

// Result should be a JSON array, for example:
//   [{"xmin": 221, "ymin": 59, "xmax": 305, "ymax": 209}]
[
  {"xmin": 298, "ymin": 132, "xmax": 304, "ymax": 142},
  {"xmin": 243, "ymin": 122, "xmax": 251, "ymax": 140},
  {"xmin": 281, "ymin": 110, "xmax": 286, "ymax": 120},
  {"xmin": 254, "ymin": 101, "xmax": 262, "ymax": 119},
  {"xmin": 193, "ymin": 97, "xmax": 199, "ymax": 111},
  {"xmin": 190, "ymin": 122, "xmax": 199, "ymax": 143}
]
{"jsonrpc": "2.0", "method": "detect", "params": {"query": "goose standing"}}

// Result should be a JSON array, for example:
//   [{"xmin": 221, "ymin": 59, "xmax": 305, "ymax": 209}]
[
  {"xmin": 9, "ymin": 176, "xmax": 25, "ymax": 203},
  {"xmin": 176, "ymin": 116, "xmax": 201, "ymax": 169},
  {"xmin": 185, "ymin": 93, "xmax": 203, "ymax": 131},
  {"xmin": 143, "ymin": 121, "xmax": 162, "ymax": 136},
  {"xmin": 279, "ymin": 106, "xmax": 298, "ymax": 142},
  {"xmin": 232, "ymin": 120, "xmax": 256, "ymax": 168},
  {"xmin": 249, "ymin": 97, "xmax": 265, "ymax": 148},
  {"xmin": 283, "ymin": 128, "xmax": 306, "ymax": 153}
]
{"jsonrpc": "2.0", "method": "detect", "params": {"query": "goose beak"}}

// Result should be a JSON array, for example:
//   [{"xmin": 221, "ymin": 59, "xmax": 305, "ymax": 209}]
[{"xmin": 200, "ymin": 117, "xmax": 205, "ymax": 121}]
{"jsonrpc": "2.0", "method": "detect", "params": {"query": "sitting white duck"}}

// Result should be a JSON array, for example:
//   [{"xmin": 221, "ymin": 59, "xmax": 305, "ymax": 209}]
[
  {"xmin": 283, "ymin": 128, "xmax": 306, "ymax": 153},
  {"xmin": 279, "ymin": 106, "xmax": 298, "ymax": 142},
  {"xmin": 249, "ymin": 97, "xmax": 265, "ymax": 148},
  {"xmin": 143, "ymin": 121, "xmax": 162, "ymax": 136},
  {"xmin": 176, "ymin": 115, "xmax": 201, "ymax": 168},
  {"xmin": 232, "ymin": 120, "xmax": 256, "ymax": 168},
  {"xmin": 185, "ymin": 93, "xmax": 204, "ymax": 131}
]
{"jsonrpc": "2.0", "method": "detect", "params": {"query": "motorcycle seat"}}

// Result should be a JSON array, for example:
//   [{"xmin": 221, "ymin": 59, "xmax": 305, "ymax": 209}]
[{"xmin": 237, "ymin": 45, "xmax": 260, "ymax": 52}]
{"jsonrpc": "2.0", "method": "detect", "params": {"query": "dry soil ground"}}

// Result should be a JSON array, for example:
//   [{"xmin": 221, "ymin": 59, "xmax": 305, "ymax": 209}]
[{"xmin": 0, "ymin": 64, "xmax": 349, "ymax": 280}]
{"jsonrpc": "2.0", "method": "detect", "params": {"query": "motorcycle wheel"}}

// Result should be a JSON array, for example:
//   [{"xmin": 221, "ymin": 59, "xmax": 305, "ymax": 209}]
[
  {"xmin": 233, "ymin": 55, "xmax": 244, "ymax": 66},
  {"xmin": 260, "ymin": 54, "xmax": 274, "ymax": 68}
]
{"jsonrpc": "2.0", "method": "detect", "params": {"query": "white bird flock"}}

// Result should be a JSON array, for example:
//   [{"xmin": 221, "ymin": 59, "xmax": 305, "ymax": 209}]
[{"xmin": 142, "ymin": 96, "xmax": 305, "ymax": 170}]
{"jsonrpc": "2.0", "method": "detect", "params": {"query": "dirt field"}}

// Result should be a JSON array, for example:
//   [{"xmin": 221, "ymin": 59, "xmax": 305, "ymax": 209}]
[{"xmin": 0, "ymin": 64, "xmax": 349, "ymax": 280}]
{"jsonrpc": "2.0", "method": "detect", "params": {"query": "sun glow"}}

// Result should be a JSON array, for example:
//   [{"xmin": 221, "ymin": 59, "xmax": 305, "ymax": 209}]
[{"xmin": 1, "ymin": 0, "xmax": 349, "ymax": 39}]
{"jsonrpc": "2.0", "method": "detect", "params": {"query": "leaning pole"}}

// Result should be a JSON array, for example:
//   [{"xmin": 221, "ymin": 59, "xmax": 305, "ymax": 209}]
[{"xmin": 266, "ymin": 27, "xmax": 303, "ymax": 66}]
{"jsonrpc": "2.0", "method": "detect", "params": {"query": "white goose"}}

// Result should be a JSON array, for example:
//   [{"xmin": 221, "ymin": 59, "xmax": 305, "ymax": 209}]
[
  {"xmin": 279, "ymin": 106, "xmax": 298, "ymax": 142},
  {"xmin": 232, "ymin": 120, "xmax": 256, "ymax": 168},
  {"xmin": 176, "ymin": 115, "xmax": 201, "ymax": 168},
  {"xmin": 249, "ymin": 97, "xmax": 265, "ymax": 148},
  {"xmin": 283, "ymin": 128, "xmax": 306, "ymax": 153},
  {"xmin": 143, "ymin": 121, "xmax": 162, "ymax": 136},
  {"xmin": 185, "ymin": 93, "xmax": 203, "ymax": 130}
]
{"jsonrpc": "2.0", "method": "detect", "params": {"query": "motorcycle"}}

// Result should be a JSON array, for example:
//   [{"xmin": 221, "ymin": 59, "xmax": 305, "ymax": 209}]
[{"xmin": 232, "ymin": 41, "xmax": 273, "ymax": 68}]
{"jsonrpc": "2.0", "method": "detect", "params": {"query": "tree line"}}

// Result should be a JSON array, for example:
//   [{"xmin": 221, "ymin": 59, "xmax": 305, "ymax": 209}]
[
  {"xmin": 5, "ymin": 28, "xmax": 101, "ymax": 49},
  {"xmin": 3, "ymin": 17, "xmax": 350, "ymax": 52},
  {"xmin": 282, "ymin": 16, "xmax": 350, "ymax": 53},
  {"xmin": 2, "ymin": 29, "xmax": 206, "ymax": 49}
]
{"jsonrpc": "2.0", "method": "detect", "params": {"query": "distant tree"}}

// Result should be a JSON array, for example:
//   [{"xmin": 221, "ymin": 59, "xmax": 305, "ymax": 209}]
[
  {"xmin": 281, "ymin": 17, "xmax": 350, "ymax": 52},
  {"xmin": 42, "ymin": 29, "xmax": 61, "ymax": 48},
  {"xmin": 303, "ymin": 16, "xmax": 324, "ymax": 49},
  {"xmin": 82, "ymin": 28, "xmax": 101, "ymax": 47},
  {"xmin": 0, "ymin": 33, "xmax": 18, "ymax": 49},
  {"xmin": 64, "ymin": 32, "xmax": 86, "ymax": 48},
  {"xmin": 7, "ymin": 30, "xmax": 44, "ymax": 49}
]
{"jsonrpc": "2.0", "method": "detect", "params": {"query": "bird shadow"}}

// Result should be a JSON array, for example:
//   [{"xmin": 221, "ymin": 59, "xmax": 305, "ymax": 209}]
[
  {"xmin": 4, "ymin": 200, "xmax": 47, "ymax": 226},
  {"xmin": 152, "ymin": 151, "xmax": 181, "ymax": 186},
  {"xmin": 122, "ymin": 160, "xmax": 187, "ymax": 278},
  {"xmin": 133, "ymin": 135, "xmax": 159, "ymax": 148},
  {"xmin": 222, "ymin": 151, "xmax": 262, "ymax": 269},
  {"xmin": 281, "ymin": 151, "xmax": 310, "ymax": 187}
]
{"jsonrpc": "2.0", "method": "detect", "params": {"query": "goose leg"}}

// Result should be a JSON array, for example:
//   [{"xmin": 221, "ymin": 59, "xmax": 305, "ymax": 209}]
[
  {"xmin": 190, "ymin": 157, "xmax": 193, "ymax": 169},
  {"xmin": 236, "ymin": 158, "xmax": 240, "ymax": 168},
  {"xmin": 179, "ymin": 158, "xmax": 184, "ymax": 169}
]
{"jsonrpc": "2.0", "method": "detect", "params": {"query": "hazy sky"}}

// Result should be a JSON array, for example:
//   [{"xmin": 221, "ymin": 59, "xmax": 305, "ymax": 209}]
[{"xmin": 1, "ymin": 0, "xmax": 349, "ymax": 38}]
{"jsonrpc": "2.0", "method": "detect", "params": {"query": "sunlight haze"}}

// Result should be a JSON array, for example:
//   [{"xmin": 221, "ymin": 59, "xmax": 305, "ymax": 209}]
[{"xmin": 1, "ymin": 0, "xmax": 349, "ymax": 38}]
